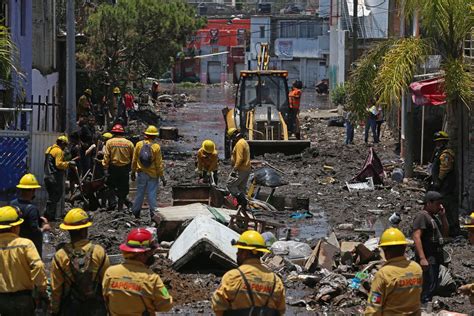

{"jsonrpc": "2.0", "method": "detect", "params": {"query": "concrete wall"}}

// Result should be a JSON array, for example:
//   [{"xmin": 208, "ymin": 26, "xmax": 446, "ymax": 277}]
[{"xmin": 32, "ymin": 0, "xmax": 56, "ymax": 74}]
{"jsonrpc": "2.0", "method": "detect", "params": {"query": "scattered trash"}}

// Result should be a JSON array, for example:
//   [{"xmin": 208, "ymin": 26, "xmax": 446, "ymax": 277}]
[
  {"xmin": 346, "ymin": 177, "xmax": 375, "ymax": 192},
  {"xmin": 290, "ymin": 210, "xmax": 313, "ymax": 219},
  {"xmin": 270, "ymin": 241, "xmax": 312, "ymax": 261},
  {"xmin": 389, "ymin": 212, "xmax": 402, "ymax": 226},
  {"xmin": 252, "ymin": 167, "xmax": 288, "ymax": 187},
  {"xmin": 391, "ymin": 168, "xmax": 404, "ymax": 183},
  {"xmin": 337, "ymin": 223, "xmax": 354, "ymax": 230}
]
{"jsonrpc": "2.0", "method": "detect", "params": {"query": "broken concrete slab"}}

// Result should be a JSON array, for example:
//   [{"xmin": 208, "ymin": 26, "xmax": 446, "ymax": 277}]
[
  {"xmin": 356, "ymin": 244, "xmax": 377, "ymax": 264},
  {"xmin": 305, "ymin": 240, "xmax": 340, "ymax": 272},
  {"xmin": 168, "ymin": 215, "xmax": 239, "ymax": 271}
]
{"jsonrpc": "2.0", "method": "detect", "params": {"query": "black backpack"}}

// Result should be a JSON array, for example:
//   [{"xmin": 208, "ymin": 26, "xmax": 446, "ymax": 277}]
[{"xmin": 139, "ymin": 142, "xmax": 153, "ymax": 168}]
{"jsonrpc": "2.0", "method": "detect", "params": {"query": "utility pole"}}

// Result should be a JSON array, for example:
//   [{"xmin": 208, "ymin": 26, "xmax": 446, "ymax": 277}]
[
  {"xmin": 351, "ymin": 0, "xmax": 358, "ymax": 63},
  {"xmin": 66, "ymin": 0, "xmax": 76, "ymax": 133}
]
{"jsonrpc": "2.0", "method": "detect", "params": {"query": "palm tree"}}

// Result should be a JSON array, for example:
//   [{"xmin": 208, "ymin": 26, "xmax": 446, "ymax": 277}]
[
  {"xmin": 347, "ymin": 0, "xmax": 473, "ymax": 154},
  {"xmin": 0, "ymin": 23, "xmax": 18, "ymax": 89}
]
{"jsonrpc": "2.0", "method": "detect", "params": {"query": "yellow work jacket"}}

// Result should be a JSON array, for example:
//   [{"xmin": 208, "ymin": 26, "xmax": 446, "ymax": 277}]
[
  {"xmin": 103, "ymin": 137, "xmax": 134, "ymax": 168},
  {"xmin": 45, "ymin": 144, "xmax": 69, "ymax": 175},
  {"xmin": 132, "ymin": 139, "xmax": 164, "ymax": 178},
  {"xmin": 232, "ymin": 138, "xmax": 251, "ymax": 171},
  {"xmin": 102, "ymin": 259, "xmax": 173, "ymax": 316},
  {"xmin": 438, "ymin": 148, "xmax": 455, "ymax": 180},
  {"xmin": 0, "ymin": 233, "xmax": 47, "ymax": 293},
  {"xmin": 365, "ymin": 256, "xmax": 422, "ymax": 316},
  {"xmin": 50, "ymin": 239, "xmax": 110, "ymax": 314},
  {"xmin": 197, "ymin": 148, "xmax": 219, "ymax": 172},
  {"xmin": 211, "ymin": 258, "xmax": 286, "ymax": 316}
]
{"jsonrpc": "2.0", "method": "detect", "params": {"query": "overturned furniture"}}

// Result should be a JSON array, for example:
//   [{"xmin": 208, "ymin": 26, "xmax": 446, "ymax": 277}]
[
  {"xmin": 168, "ymin": 215, "xmax": 239, "ymax": 271},
  {"xmin": 172, "ymin": 184, "xmax": 225, "ymax": 207},
  {"xmin": 155, "ymin": 203, "xmax": 240, "ymax": 241}
]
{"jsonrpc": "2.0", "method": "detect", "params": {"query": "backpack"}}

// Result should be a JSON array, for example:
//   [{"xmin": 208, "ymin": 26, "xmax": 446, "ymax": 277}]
[
  {"xmin": 139, "ymin": 142, "xmax": 153, "ymax": 168},
  {"xmin": 54, "ymin": 243, "xmax": 105, "ymax": 301}
]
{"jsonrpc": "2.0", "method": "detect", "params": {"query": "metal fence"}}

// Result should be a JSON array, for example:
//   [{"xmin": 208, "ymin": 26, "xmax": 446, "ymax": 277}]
[
  {"xmin": 0, "ymin": 96, "xmax": 64, "ymax": 204},
  {"xmin": 0, "ymin": 96, "xmax": 63, "ymax": 132},
  {"xmin": 0, "ymin": 130, "xmax": 31, "ymax": 202}
]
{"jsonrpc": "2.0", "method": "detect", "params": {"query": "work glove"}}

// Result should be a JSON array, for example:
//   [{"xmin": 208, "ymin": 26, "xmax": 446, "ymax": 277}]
[
  {"xmin": 131, "ymin": 172, "xmax": 136, "ymax": 182},
  {"xmin": 161, "ymin": 176, "xmax": 167, "ymax": 187}
]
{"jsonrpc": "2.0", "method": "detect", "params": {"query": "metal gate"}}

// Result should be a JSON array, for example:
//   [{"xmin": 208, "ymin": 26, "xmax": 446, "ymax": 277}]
[{"xmin": 0, "ymin": 130, "xmax": 31, "ymax": 202}]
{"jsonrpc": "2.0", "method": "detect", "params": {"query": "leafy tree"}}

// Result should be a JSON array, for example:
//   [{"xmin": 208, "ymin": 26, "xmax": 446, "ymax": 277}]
[
  {"xmin": 347, "ymin": 0, "xmax": 473, "ymax": 148},
  {"xmin": 77, "ymin": 0, "xmax": 204, "ymax": 86},
  {"xmin": 330, "ymin": 83, "xmax": 348, "ymax": 107}
]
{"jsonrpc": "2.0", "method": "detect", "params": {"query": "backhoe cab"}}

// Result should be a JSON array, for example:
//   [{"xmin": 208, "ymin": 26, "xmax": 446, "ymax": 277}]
[{"xmin": 223, "ymin": 44, "xmax": 310, "ymax": 158}]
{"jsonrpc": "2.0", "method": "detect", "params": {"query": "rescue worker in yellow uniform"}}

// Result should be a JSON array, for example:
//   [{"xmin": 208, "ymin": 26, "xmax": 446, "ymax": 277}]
[
  {"xmin": 10, "ymin": 173, "xmax": 51, "ymax": 258},
  {"xmin": 288, "ymin": 80, "xmax": 303, "ymax": 138},
  {"xmin": 77, "ymin": 88, "xmax": 93, "ymax": 119},
  {"xmin": 212, "ymin": 230, "xmax": 286, "ymax": 315},
  {"xmin": 44, "ymin": 135, "xmax": 76, "ymax": 220},
  {"xmin": 196, "ymin": 139, "xmax": 219, "ymax": 184},
  {"xmin": 103, "ymin": 123, "xmax": 134, "ymax": 211},
  {"xmin": 131, "ymin": 125, "xmax": 166, "ymax": 219},
  {"xmin": 365, "ymin": 228, "xmax": 423, "ymax": 315},
  {"xmin": 50, "ymin": 208, "xmax": 110, "ymax": 316},
  {"xmin": 102, "ymin": 228, "xmax": 173, "ymax": 315},
  {"xmin": 226, "ymin": 128, "xmax": 251, "ymax": 211},
  {"xmin": 0, "ymin": 205, "xmax": 48, "ymax": 315},
  {"xmin": 430, "ymin": 131, "xmax": 459, "ymax": 236}
]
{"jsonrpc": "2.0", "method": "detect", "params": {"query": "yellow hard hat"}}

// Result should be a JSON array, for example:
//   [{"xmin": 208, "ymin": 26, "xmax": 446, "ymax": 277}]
[
  {"xmin": 17, "ymin": 173, "xmax": 41, "ymax": 189},
  {"xmin": 60, "ymin": 208, "xmax": 92, "ymax": 230},
  {"xmin": 379, "ymin": 228, "xmax": 409, "ymax": 247},
  {"xmin": 102, "ymin": 132, "xmax": 113, "ymax": 139},
  {"xmin": 84, "ymin": 88, "xmax": 92, "ymax": 95},
  {"xmin": 434, "ymin": 131, "xmax": 449, "ymax": 141},
  {"xmin": 113, "ymin": 87, "xmax": 121, "ymax": 94},
  {"xmin": 227, "ymin": 127, "xmax": 238, "ymax": 138},
  {"xmin": 202, "ymin": 140, "xmax": 216, "ymax": 154},
  {"xmin": 144, "ymin": 125, "xmax": 159, "ymax": 136},
  {"xmin": 232, "ymin": 230, "xmax": 270, "ymax": 253},
  {"xmin": 462, "ymin": 212, "xmax": 474, "ymax": 228},
  {"xmin": 0, "ymin": 206, "xmax": 24, "ymax": 229},
  {"xmin": 57, "ymin": 135, "xmax": 69, "ymax": 144}
]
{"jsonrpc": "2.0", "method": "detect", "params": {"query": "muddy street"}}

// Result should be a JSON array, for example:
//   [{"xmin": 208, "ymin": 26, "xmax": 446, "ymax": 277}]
[{"xmin": 49, "ymin": 85, "xmax": 473, "ymax": 315}]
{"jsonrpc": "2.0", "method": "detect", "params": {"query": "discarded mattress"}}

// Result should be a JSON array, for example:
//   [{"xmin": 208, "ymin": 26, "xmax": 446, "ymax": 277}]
[{"xmin": 168, "ymin": 215, "xmax": 239, "ymax": 271}]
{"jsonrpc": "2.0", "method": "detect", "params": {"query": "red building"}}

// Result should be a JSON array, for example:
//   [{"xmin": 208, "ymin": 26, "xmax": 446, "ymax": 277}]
[{"xmin": 174, "ymin": 19, "xmax": 250, "ymax": 83}]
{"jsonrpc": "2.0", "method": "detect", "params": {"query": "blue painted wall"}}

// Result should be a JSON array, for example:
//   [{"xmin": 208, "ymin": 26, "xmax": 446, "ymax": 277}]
[{"xmin": 9, "ymin": 0, "xmax": 32, "ymax": 99}]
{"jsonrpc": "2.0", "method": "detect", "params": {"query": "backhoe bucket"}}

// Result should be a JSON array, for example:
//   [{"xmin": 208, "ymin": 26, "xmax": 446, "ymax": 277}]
[{"xmin": 248, "ymin": 140, "xmax": 311, "ymax": 157}]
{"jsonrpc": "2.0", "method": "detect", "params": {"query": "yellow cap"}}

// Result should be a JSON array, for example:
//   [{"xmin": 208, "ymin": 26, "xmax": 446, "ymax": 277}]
[
  {"xmin": 17, "ymin": 173, "xmax": 41, "ymax": 189},
  {"xmin": 113, "ymin": 87, "xmax": 121, "ymax": 94},
  {"xmin": 202, "ymin": 140, "xmax": 216, "ymax": 154},
  {"xmin": 144, "ymin": 125, "xmax": 159, "ymax": 136},
  {"xmin": 0, "ymin": 206, "xmax": 24, "ymax": 229},
  {"xmin": 227, "ymin": 127, "xmax": 238, "ymax": 138},
  {"xmin": 84, "ymin": 88, "xmax": 92, "ymax": 95},
  {"xmin": 379, "ymin": 228, "xmax": 409, "ymax": 247},
  {"xmin": 60, "ymin": 208, "xmax": 92, "ymax": 230},
  {"xmin": 232, "ymin": 230, "xmax": 270, "ymax": 253},
  {"xmin": 102, "ymin": 132, "xmax": 113, "ymax": 139},
  {"xmin": 57, "ymin": 135, "xmax": 69, "ymax": 144}
]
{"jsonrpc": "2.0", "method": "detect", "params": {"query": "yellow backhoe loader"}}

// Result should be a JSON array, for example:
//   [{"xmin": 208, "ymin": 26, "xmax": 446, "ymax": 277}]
[{"xmin": 223, "ymin": 43, "xmax": 311, "ymax": 158}]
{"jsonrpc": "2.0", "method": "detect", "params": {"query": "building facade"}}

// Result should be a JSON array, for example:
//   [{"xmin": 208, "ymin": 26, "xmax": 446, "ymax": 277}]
[{"xmin": 249, "ymin": 15, "xmax": 330, "ymax": 87}]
